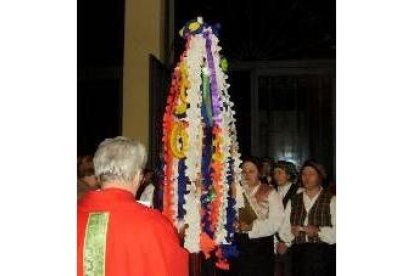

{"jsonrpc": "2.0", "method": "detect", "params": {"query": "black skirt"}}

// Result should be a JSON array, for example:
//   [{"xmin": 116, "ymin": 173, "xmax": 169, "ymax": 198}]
[
  {"xmin": 274, "ymin": 247, "xmax": 293, "ymax": 276},
  {"xmin": 291, "ymin": 243, "xmax": 336, "ymax": 276},
  {"xmin": 232, "ymin": 233, "xmax": 275, "ymax": 276}
]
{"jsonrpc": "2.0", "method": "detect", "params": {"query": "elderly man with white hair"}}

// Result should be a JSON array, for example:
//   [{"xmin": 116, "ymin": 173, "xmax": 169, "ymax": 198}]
[{"xmin": 77, "ymin": 136, "xmax": 188, "ymax": 276}]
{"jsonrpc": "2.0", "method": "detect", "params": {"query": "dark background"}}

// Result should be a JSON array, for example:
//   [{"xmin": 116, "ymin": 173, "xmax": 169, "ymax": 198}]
[
  {"xmin": 78, "ymin": 0, "xmax": 335, "ymax": 179},
  {"xmin": 78, "ymin": 0, "xmax": 125, "ymax": 155},
  {"xmin": 173, "ymin": 0, "xmax": 335, "ymax": 61}
]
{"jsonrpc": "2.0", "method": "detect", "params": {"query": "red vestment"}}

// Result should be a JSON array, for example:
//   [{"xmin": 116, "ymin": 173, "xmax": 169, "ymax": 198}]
[{"xmin": 77, "ymin": 188, "xmax": 188, "ymax": 276}]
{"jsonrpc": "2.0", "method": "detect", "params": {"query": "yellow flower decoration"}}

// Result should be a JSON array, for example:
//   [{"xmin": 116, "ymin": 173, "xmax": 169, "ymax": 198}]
[
  {"xmin": 174, "ymin": 62, "xmax": 190, "ymax": 115},
  {"xmin": 189, "ymin": 22, "xmax": 201, "ymax": 32},
  {"xmin": 170, "ymin": 121, "xmax": 189, "ymax": 159}
]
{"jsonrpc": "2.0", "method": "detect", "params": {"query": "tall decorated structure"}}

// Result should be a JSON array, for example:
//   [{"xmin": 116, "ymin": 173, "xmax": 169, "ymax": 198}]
[{"xmin": 162, "ymin": 17, "xmax": 242, "ymax": 269}]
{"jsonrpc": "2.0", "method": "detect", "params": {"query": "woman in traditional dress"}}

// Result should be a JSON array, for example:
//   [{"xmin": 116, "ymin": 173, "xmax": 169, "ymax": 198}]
[
  {"xmin": 279, "ymin": 160, "xmax": 336, "ymax": 276},
  {"xmin": 234, "ymin": 156, "xmax": 285, "ymax": 276},
  {"xmin": 272, "ymin": 160, "xmax": 300, "ymax": 276}
]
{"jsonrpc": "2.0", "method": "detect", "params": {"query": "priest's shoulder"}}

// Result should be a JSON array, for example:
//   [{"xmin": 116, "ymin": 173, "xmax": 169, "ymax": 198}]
[{"xmin": 130, "ymin": 204, "xmax": 176, "ymax": 232}]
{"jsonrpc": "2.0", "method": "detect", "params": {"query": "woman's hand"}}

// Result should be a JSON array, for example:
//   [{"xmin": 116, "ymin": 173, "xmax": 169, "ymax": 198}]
[
  {"xmin": 238, "ymin": 221, "xmax": 253, "ymax": 232},
  {"xmin": 178, "ymin": 223, "xmax": 188, "ymax": 246},
  {"xmin": 277, "ymin": 242, "xmax": 288, "ymax": 255},
  {"xmin": 291, "ymin": 225, "xmax": 302, "ymax": 237},
  {"xmin": 303, "ymin": 225, "xmax": 319, "ymax": 238}
]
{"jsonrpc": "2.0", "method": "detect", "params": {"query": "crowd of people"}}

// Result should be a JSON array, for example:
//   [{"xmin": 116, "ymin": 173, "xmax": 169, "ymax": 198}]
[{"xmin": 77, "ymin": 137, "xmax": 336, "ymax": 276}]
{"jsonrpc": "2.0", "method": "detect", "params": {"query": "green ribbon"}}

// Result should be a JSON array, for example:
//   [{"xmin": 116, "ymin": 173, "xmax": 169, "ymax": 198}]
[
  {"xmin": 202, "ymin": 68, "xmax": 213, "ymax": 126},
  {"xmin": 83, "ymin": 212, "xmax": 110, "ymax": 276}
]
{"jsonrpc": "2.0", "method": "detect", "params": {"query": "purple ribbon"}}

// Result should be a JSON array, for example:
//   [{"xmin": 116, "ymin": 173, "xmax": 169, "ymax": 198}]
[{"xmin": 204, "ymin": 31, "xmax": 222, "ymax": 124}]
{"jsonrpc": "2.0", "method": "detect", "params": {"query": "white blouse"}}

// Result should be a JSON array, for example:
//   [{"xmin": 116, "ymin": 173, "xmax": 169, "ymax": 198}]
[
  {"xmin": 244, "ymin": 184, "xmax": 285, "ymax": 239},
  {"xmin": 139, "ymin": 184, "xmax": 155, "ymax": 208}
]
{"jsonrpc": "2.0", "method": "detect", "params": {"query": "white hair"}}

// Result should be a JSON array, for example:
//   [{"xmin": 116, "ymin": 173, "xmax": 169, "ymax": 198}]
[{"xmin": 93, "ymin": 136, "xmax": 147, "ymax": 185}]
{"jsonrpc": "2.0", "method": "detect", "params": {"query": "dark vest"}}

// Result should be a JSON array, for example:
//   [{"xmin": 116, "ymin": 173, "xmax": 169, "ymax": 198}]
[
  {"xmin": 276, "ymin": 183, "xmax": 299, "ymax": 208},
  {"xmin": 290, "ymin": 189, "xmax": 333, "ymax": 244}
]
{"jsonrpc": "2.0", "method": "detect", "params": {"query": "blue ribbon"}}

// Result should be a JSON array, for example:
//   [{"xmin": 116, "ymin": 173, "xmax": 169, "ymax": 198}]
[
  {"xmin": 224, "ymin": 157, "xmax": 236, "ymax": 241},
  {"xmin": 177, "ymin": 158, "xmax": 186, "ymax": 219},
  {"xmin": 219, "ymin": 244, "xmax": 239, "ymax": 259}
]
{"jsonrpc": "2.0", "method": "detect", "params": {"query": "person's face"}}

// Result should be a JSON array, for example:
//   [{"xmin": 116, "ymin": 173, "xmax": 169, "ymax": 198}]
[
  {"xmin": 144, "ymin": 172, "xmax": 154, "ymax": 183},
  {"xmin": 273, "ymin": 168, "xmax": 289, "ymax": 186},
  {"xmin": 301, "ymin": 166, "xmax": 321, "ymax": 190},
  {"xmin": 242, "ymin": 161, "xmax": 259, "ymax": 187},
  {"xmin": 83, "ymin": 175, "xmax": 98, "ymax": 187}
]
